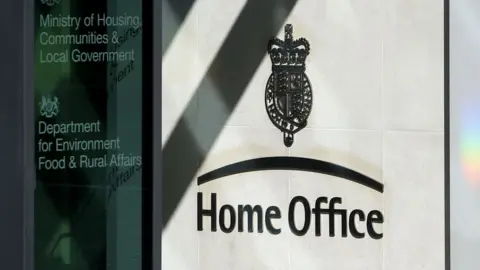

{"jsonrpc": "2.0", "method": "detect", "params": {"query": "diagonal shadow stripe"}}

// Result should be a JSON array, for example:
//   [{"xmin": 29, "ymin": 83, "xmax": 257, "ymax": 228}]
[
  {"xmin": 162, "ymin": 0, "xmax": 195, "ymax": 55},
  {"xmin": 197, "ymin": 157, "xmax": 384, "ymax": 193},
  {"xmin": 162, "ymin": 0, "xmax": 299, "ymax": 229}
]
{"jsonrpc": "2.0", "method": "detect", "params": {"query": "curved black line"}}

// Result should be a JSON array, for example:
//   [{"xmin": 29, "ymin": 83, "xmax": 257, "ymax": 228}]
[{"xmin": 197, "ymin": 157, "xmax": 383, "ymax": 193}]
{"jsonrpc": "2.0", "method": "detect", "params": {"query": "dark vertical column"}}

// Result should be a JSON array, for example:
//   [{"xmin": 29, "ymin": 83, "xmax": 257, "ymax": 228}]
[
  {"xmin": 0, "ymin": 1, "xmax": 35, "ymax": 270},
  {"xmin": 153, "ymin": 0, "xmax": 162, "ymax": 269}
]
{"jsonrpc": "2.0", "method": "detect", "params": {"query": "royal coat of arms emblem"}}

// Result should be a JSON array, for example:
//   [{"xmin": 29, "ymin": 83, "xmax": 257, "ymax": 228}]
[
  {"xmin": 266, "ymin": 24, "xmax": 312, "ymax": 147},
  {"xmin": 39, "ymin": 96, "xmax": 60, "ymax": 118}
]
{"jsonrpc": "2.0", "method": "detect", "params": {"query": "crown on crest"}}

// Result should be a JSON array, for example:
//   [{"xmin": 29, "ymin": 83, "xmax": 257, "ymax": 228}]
[{"xmin": 267, "ymin": 24, "xmax": 310, "ymax": 72}]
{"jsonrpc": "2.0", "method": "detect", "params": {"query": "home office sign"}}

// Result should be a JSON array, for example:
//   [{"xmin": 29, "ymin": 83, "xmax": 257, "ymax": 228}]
[{"xmin": 196, "ymin": 24, "xmax": 384, "ymax": 240}]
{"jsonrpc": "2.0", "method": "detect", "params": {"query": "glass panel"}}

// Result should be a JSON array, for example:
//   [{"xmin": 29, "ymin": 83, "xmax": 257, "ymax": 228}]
[
  {"xmin": 34, "ymin": 0, "xmax": 147, "ymax": 269},
  {"xmin": 450, "ymin": 1, "xmax": 480, "ymax": 269}
]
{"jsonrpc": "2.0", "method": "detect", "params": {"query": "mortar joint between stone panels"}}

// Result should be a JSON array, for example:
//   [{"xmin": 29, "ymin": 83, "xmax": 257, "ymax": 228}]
[
  {"xmin": 195, "ymin": 5, "xmax": 200, "ymax": 138},
  {"xmin": 380, "ymin": 0, "xmax": 385, "ymax": 134},
  {"xmin": 385, "ymin": 129, "xmax": 444, "ymax": 134},
  {"xmin": 287, "ymin": 170, "xmax": 292, "ymax": 270},
  {"xmin": 303, "ymin": 127, "xmax": 378, "ymax": 132},
  {"xmin": 381, "ymin": 133, "xmax": 386, "ymax": 270},
  {"xmin": 381, "ymin": 2, "xmax": 386, "ymax": 268}
]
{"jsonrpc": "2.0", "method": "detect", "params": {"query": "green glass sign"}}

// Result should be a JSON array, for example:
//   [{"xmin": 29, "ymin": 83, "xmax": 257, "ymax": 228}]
[{"xmin": 34, "ymin": 0, "xmax": 150, "ymax": 269}]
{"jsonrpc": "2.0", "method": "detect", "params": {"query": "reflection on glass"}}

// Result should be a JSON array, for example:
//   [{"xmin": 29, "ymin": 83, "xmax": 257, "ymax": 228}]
[{"xmin": 34, "ymin": 0, "xmax": 145, "ymax": 269}]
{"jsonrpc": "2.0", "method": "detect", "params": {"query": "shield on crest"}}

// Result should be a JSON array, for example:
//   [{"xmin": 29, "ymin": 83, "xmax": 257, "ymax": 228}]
[{"xmin": 265, "ymin": 24, "xmax": 312, "ymax": 147}]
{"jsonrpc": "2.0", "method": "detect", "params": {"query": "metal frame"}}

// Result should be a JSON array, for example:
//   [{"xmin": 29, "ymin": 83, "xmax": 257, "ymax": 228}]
[{"xmin": 444, "ymin": 0, "xmax": 450, "ymax": 269}]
